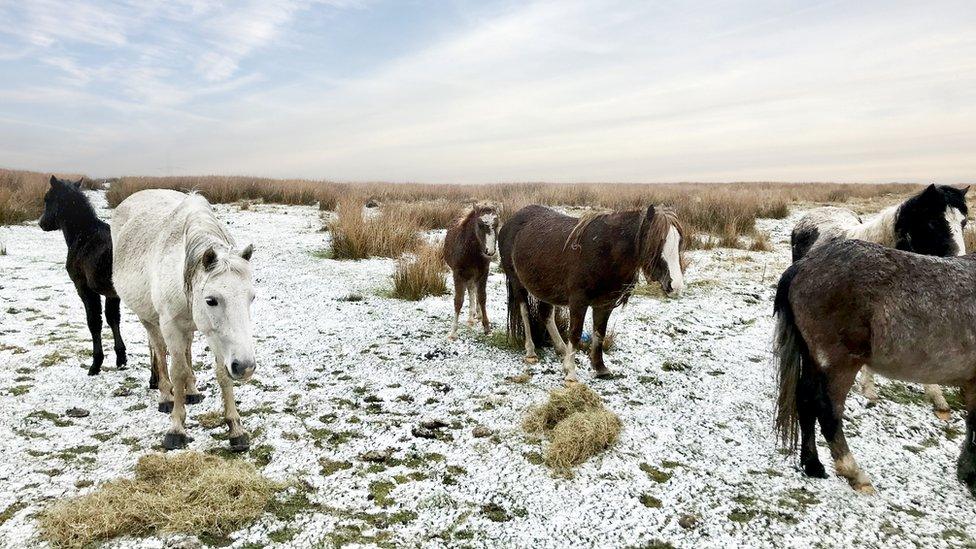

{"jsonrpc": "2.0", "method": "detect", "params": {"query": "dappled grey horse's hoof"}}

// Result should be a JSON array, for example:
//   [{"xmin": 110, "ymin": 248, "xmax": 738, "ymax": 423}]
[
  {"xmin": 229, "ymin": 434, "xmax": 250, "ymax": 453},
  {"xmin": 162, "ymin": 432, "xmax": 192, "ymax": 450},
  {"xmin": 158, "ymin": 401, "xmax": 174, "ymax": 413},
  {"xmin": 185, "ymin": 393, "xmax": 205, "ymax": 405}
]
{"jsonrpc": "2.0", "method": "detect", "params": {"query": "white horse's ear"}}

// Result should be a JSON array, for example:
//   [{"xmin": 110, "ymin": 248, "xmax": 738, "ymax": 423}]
[
  {"xmin": 240, "ymin": 244, "xmax": 254, "ymax": 261},
  {"xmin": 202, "ymin": 247, "xmax": 218, "ymax": 271}
]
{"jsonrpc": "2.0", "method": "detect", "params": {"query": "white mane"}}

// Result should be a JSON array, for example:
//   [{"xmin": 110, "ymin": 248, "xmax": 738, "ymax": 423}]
[{"xmin": 182, "ymin": 194, "xmax": 240, "ymax": 295}]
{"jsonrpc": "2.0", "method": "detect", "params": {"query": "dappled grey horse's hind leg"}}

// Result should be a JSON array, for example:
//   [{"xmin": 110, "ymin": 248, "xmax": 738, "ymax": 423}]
[
  {"xmin": 956, "ymin": 380, "xmax": 976, "ymax": 494},
  {"xmin": 821, "ymin": 364, "xmax": 874, "ymax": 493}
]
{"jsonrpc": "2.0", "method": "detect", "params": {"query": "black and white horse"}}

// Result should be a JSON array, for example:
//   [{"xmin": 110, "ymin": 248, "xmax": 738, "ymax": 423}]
[
  {"xmin": 39, "ymin": 176, "xmax": 127, "ymax": 376},
  {"xmin": 791, "ymin": 184, "xmax": 969, "ymax": 417}
]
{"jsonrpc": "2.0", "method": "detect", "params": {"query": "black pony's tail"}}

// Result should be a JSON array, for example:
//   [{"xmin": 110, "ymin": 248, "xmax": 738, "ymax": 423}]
[{"xmin": 773, "ymin": 262, "xmax": 809, "ymax": 453}]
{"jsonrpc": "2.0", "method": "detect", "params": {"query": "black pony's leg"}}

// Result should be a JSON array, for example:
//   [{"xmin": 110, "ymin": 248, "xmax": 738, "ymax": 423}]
[
  {"xmin": 76, "ymin": 285, "xmax": 104, "ymax": 376},
  {"xmin": 956, "ymin": 380, "xmax": 976, "ymax": 494},
  {"xmin": 590, "ymin": 306, "xmax": 613, "ymax": 378},
  {"xmin": 105, "ymin": 296, "xmax": 127, "ymax": 369}
]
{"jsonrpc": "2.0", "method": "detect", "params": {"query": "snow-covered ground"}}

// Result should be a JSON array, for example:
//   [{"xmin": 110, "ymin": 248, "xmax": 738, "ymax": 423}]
[{"xmin": 1, "ymin": 191, "xmax": 975, "ymax": 548}]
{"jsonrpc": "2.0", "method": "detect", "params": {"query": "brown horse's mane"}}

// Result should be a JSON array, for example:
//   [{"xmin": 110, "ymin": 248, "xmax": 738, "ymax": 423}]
[
  {"xmin": 453, "ymin": 204, "xmax": 497, "ymax": 229},
  {"xmin": 564, "ymin": 206, "xmax": 684, "ymax": 270}
]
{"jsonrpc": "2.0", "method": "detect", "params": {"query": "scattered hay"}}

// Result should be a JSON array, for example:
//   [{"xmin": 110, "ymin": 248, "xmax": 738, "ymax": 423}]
[
  {"xmin": 39, "ymin": 451, "xmax": 282, "ymax": 549},
  {"xmin": 545, "ymin": 410, "xmax": 622, "ymax": 469},
  {"xmin": 522, "ymin": 384, "xmax": 621, "ymax": 469},
  {"xmin": 522, "ymin": 384, "xmax": 604, "ymax": 434}
]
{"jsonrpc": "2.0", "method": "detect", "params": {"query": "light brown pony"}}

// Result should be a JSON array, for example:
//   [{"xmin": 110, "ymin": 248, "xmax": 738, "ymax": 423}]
[
  {"xmin": 443, "ymin": 205, "xmax": 499, "ymax": 339},
  {"xmin": 775, "ymin": 237, "xmax": 976, "ymax": 496},
  {"xmin": 500, "ymin": 204, "xmax": 685, "ymax": 382}
]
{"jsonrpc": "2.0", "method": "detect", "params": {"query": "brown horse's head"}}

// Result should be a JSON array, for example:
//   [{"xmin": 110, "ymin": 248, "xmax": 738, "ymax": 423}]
[{"xmin": 640, "ymin": 205, "xmax": 686, "ymax": 296}]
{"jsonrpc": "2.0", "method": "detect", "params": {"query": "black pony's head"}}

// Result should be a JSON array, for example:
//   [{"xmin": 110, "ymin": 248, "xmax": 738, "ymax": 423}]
[
  {"xmin": 39, "ymin": 176, "xmax": 87, "ymax": 232},
  {"xmin": 894, "ymin": 184, "xmax": 969, "ymax": 257}
]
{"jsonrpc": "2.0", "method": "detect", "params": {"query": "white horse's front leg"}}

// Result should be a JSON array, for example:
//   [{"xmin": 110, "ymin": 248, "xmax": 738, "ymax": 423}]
[
  {"xmin": 217, "ymin": 360, "xmax": 249, "ymax": 451},
  {"xmin": 925, "ymin": 384, "xmax": 951, "ymax": 420},
  {"xmin": 183, "ymin": 344, "xmax": 204, "ymax": 405},
  {"xmin": 161, "ymin": 325, "xmax": 191, "ymax": 450}
]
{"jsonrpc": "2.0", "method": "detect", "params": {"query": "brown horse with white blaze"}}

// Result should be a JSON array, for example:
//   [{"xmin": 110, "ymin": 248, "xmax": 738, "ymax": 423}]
[
  {"xmin": 500, "ymin": 204, "xmax": 685, "ymax": 382},
  {"xmin": 443, "ymin": 205, "xmax": 499, "ymax": 339}
]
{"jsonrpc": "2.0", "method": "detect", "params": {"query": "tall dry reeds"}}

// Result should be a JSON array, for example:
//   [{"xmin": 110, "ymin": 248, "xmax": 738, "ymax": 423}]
[
  {"xmin": 391, "ymin": 242, "xmax": 448, "ymax": 300},
  {"xmin": 327, "ymin": 198, "xmax": 423, "ymax": 260},
  {"xmin": 0, "ymin": 168, "xmax": 90, "ymax": 225}
]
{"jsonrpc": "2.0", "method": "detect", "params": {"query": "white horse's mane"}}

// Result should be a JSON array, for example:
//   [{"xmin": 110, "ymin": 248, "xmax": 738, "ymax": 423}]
[{"xmin": 182, "ymin": 193, "xmax": 241, "ymax": 295}]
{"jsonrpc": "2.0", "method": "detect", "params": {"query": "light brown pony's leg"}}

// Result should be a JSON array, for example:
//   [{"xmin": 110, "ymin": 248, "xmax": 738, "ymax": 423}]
[
  {"xmin": 449, "ymin": 273, "xmax": 464, "ymax": 340},
  {"xmin": 160, "ymin": 322, "xmax": 190, "ymax": 450},
  {"xmin": 562, "ymin": 302, "xmax": 586, "ymax": 383},
  {"xmin": 467, "ymin": 281, "xmax": 479, "ymax": 326},
  {"xmin": 217, "ymin": 358, "xmax": 249, "ymax": 451},
  {"xmin": 477, "ymin": 272, "xmax": 490, "ymax": 334},
  {"xmin": 520, "ymin": 302, "xmax": 538, "ymax": 364},
  {"xmin": 142, "ymin": 321, "xmax": 173, "ymax": 413},
  {"xmin": 822, "ymin": 363, "xmax": 874, "ymax": 493},
  {"xmin": 925, "ymin": 384, "xmax": 951, "ymax": 420}
]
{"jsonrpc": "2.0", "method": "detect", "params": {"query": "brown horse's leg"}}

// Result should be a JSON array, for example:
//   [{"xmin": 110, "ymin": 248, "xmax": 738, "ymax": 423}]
[
  {"xmin": 590, "ymin": 306, "xmax": 613, "ymax": 378},
  {"xmin": 104, "ymin": 296, "xmax": 127, "ymax": 369},
  {"xmin": 820, "ymin": 363, "xmax": 873, "ymax": 493},
  {"xmin": 519, "ymin": 302, "xmax": 538, "ymax": 364},
  {"xmin": 160, "ymin": 323, "xmax": 190, "ymax": 450},
  {"xmin": 217, "ymin": 356, "xmax": 248, "ymax": 452},
  {"xmin": 448, "ymin": 273, "xmax": 465, "ymax": 340},
  {"xmin": 477, "ymin": 272, "xmax": 490, "ymax": 334},
  {"xmin": 561, "ymin": 302, "xmax": 586, "ymax": 383}
]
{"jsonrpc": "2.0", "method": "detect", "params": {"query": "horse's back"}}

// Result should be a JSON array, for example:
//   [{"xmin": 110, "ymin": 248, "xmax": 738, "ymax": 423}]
[
  {"xmin": 112, "ymin": 189, "xmax": 191, "ymax": 322},
  {"xmin": 791, "ymin": 206, "xmax": 861, "ymax": 261}
]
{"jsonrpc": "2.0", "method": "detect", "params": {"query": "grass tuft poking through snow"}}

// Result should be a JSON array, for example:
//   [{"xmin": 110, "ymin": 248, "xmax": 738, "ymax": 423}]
[
  {"xmin": 391, "ymin": 242, "xmax": 448, "ymax": 300},
  {"xmin": 39, "ymin": 452, "xmax": 282, "ymax": 549}
]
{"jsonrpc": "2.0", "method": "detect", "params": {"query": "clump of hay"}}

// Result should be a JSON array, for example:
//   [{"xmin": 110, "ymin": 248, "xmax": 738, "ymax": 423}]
[
  {"xmin": 522, "ymin": 384, "xmax": 622, "ymax": 469},
  {"xmin": 39, "ymin": 452, "xmax": 281, "ymax": 549}
]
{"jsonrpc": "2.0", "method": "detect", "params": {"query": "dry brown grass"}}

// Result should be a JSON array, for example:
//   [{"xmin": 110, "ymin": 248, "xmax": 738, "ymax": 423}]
[
  {"xmin": 391, "ymin": 242, "xmax": 449, "ymax": 300},
  {"xmin": 104, "ymin": 175, "xmax": 341, "ymax": 210},
  {"xmin": 38, "ymin": 452, "xmax": 281, "ymax": 549},
  {"xmin": 966, "ymin": 226, "xmax": 976, "ymax": 254},
  {"xmin": 0, "ymin": 168, "xmax": 91, "ymax": 225},
  {"xmin": 327, "ymin": 198, "xmax": 423, "ymax": 260},
  {"xmin": 523, "ymin": 384, "xmax": 621, "ymax": 470}
]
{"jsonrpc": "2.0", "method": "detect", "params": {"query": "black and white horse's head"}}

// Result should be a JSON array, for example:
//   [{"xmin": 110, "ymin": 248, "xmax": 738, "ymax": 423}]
[
  {"xmin": 39, "ymin": 175, "xmax": 85, "ymax": 232},
  {"xmin": 895, "ymin": 184, "xmax": 969, "ymax": 257}
]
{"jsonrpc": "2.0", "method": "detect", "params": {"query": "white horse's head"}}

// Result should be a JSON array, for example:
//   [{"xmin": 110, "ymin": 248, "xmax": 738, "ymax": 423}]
[{"xmin": 191, "ymin": 244, "xmax": 256, "ymax": 381}]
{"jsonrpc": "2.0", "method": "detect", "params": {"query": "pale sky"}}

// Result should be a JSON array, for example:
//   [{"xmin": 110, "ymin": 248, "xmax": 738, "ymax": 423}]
[{"xmin": 1, "ymin": 0, "xmax": 974, "ymax": 183}]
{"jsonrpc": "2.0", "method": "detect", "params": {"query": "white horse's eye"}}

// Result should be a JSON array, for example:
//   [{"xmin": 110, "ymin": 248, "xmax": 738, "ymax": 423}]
[{"xmin": 205, "ymin": 297, "xmax": 218, "ymax": 307}]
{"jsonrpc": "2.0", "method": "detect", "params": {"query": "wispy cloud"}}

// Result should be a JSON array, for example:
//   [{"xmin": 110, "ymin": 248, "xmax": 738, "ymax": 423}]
[{"xmin": 0, "ymin": 0, "xmax": 974, "ymax": 181}]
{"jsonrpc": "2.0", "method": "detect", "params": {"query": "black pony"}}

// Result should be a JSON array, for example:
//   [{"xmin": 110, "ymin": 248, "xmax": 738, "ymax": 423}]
[{"xmin": 39, "ymin": 176, "xmax": 126, "ymax": 376}]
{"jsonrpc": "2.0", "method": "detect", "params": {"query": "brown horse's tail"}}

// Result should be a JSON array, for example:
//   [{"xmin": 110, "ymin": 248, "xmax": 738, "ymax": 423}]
[
  {"xmin": 773, "ymin": 263, "xmax": 807, "ymax": 453},
  {"xmin": 504, "ymin": 275, "xmax": 551, "ymax": 348},
  {"xmin": 506, "ymin": 274, "xmax": 524, "ymax": 346}
]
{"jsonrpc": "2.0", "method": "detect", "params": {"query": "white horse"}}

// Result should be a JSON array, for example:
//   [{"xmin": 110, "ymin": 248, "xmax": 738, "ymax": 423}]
[
  {"xmin": 112, "ymin": 190, "xmax": 256, "ymax": 451},
  {"xmin": 791, "ymin": 184, "xmax": 968, "ymax": 419}
]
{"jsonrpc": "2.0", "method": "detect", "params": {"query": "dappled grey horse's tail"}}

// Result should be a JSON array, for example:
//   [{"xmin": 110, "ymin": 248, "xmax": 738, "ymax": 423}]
[{"xmin": 773, "ymin": 262, "xmax": 807, "ymax": 453}]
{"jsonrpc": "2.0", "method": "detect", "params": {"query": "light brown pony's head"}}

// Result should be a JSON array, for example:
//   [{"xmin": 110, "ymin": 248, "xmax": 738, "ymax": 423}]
[
  {"xmin": 639, "ymin": 205, "xmax": 686, "ymax": 296},
  {"xmin": 456, "ymin": 204, "xmax": 500, "ymax": 258}
]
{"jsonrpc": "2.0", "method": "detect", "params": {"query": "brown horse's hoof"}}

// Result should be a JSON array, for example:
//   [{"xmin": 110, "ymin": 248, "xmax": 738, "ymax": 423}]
[
  {"xmin": 158, "ymin": 401, "xmax": 174, "ymax": 413},
  {"xmin": 185, "ymin": 393, "xmax": 205, "ymax": 405},
  {"xmin": 594, "ymin": 369, "xmax": 614, "ymax": 379},
  {"xmin": 162, "ymin": 432, "xmax": 191, "ymax": 450},
  {"xmin": 935, "ymin": 409, "xmax": 952, "ymax": 421},
  {"xmin": 523, "ymin": 356, "xmax": 539, "ymax": 365},
  {"xmin": 229, "ymin": 435, "xmax": 250, "ymax": 453}
]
